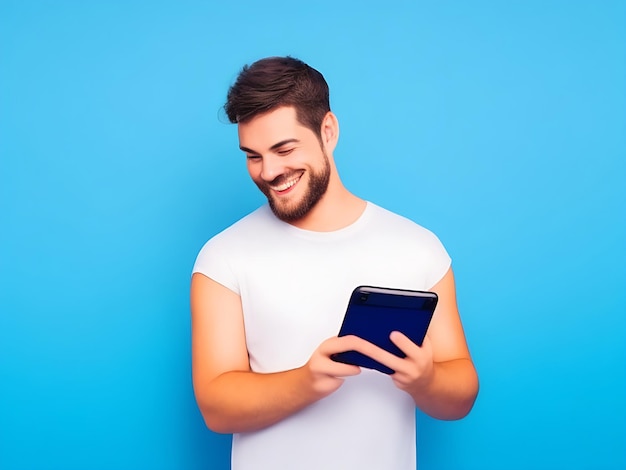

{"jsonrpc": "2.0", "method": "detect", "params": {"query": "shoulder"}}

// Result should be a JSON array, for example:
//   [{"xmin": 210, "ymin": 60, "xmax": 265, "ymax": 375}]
[
  {"xmin": 202, "ymin": 204, "xmax": 275, "ymax": 248},
  {"xmin": 366, "ymin": 202, "xmax": 442, "ymax": 243},
  {"xmin": 365, "ymin": 202, "xmax": 452, "ymax": 288},
  {"xmin": 192, "ymin": 205, "xmax": 276, "ymax": 276}
]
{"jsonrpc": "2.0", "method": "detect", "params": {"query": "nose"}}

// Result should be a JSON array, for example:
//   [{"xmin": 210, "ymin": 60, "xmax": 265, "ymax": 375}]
[{"xmin": 260, "ymin": 154, "xmax": 286, "ymax": 182}]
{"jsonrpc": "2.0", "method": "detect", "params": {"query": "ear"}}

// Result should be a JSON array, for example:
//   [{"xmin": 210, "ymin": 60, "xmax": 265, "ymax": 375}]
[{"xmin": 320, "ymin": 111, "xmax": 339, "ymax": 151}]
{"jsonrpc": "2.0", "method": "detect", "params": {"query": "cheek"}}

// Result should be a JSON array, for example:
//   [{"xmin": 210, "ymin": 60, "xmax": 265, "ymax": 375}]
[
  {"xmin": 247, "ymin": 163, "xmax": 266, "ymax": 185},
  {"xmin": 246, "ymin": 161, "xmax": 258, "ymax": 177}
]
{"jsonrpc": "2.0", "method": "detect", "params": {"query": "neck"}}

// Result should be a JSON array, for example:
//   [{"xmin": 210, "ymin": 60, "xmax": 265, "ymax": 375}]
[{"xmin": 288, "ymin": 172, "xmax": 366, "ymax": 232}]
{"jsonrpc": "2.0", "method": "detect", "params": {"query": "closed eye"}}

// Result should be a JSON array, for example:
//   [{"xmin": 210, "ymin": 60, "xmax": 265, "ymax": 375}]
[{"xmin": 276, "ymin": 148, "xmax": 294, "ymax": 156}]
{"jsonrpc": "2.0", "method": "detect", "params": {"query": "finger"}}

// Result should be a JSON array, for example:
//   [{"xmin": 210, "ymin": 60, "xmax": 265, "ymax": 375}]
[
  {"xmin": 388, "ymin": 332, "xmax": 433, "ymax": 382},
  {"xmin": 314, "ymin": 337, "xmax": 363, "ymax": 376},
  {"xmin": 327, "ymin": 361, "xmax": 362, "ymax": 378},
  {"xmin": 319, "ymin": 335, "xmax": 364, "ymax": 355},
  {"xmin": 389, "ymin": 331, "xmax": 423, "ymax": 358},
  {"xmin": 338, "ymin": 335, "xmax": 406, "ymax": 372}
]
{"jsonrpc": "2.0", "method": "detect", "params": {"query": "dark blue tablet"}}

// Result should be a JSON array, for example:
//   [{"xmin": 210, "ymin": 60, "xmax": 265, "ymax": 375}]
[{"xmin": 331, "ymin": 286, "xmax": 438, "ymax": 375}]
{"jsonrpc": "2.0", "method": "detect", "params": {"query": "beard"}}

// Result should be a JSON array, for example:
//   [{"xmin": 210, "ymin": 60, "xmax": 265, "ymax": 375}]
[{"xmin": 255, "ymin": 152, "xmax": 331, "ymax": 223}]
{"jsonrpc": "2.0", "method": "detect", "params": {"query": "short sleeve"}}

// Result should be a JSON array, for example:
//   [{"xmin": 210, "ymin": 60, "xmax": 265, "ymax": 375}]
[
  {"xmin": 423, "ymin": 229, "xmax": 452, "ymax": 289},
  {"xmin": 192, "ymin": 235, "xmax": 240, "ymax": 294}
]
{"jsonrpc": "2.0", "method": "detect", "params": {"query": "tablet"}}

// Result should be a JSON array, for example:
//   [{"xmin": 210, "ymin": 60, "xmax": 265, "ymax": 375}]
[{"xmin": 331, "ymin": 286, "xmax": 438, "ymax": 374}]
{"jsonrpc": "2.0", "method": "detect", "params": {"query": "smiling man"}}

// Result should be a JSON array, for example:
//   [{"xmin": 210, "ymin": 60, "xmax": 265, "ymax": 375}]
[
  {"xmin": 239, "ymin": 107, "xmax": 333, "ymax": 224},
  {"xmin": 191, "ymin": 56, "xmax": 478, "ymax": 470}
]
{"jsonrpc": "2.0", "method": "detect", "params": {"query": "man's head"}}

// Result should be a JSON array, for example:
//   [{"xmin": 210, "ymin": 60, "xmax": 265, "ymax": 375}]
[
  {"xmin": 224, "ymin": 56, "xmax": 331, "ymax": 139},
  {"xmin": 226, "ymin": 57, "xmax": 340, "ymax": 225},
  {"xmin": 237, "ymin": 106, "xmax": 333, "ymax": 223}
]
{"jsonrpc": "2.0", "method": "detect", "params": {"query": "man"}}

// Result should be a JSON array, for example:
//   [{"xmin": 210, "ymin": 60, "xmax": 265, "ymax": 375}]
[{"xmin": 191, "ymin": 56, "xmax": 478, "ymax": 469}]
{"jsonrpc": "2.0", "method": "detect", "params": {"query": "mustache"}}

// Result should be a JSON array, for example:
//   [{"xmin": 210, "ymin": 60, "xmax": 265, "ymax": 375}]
[{"xmin": 267, "ymin": 171, "xmax": 302, "ymax": 186}]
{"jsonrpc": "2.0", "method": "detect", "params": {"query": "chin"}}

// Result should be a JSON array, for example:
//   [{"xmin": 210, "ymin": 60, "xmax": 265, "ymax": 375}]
[{"xmin": 268, "ymin": 197, "xmax": 312, "ymax": 223}]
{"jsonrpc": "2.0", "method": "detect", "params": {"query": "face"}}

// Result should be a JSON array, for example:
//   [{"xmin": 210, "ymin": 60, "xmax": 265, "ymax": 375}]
[{"xmin": 238, "ymin": 107, "xmax": 331, "ymax": 223}]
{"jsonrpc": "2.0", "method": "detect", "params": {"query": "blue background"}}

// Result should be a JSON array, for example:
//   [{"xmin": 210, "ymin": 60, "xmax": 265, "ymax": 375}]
[{"xmin": 1, "ymin": 1, "xmax": 624, "ymax": 469}]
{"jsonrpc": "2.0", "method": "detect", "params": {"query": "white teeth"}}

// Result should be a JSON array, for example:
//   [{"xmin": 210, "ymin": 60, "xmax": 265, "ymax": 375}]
[{"xmin": 272, "ymin": 176, "xmax": 300, "ymax": 192}]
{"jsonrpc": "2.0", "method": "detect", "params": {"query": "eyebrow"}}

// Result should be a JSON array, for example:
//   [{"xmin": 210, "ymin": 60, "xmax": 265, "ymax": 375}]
[{"xmin": 239, "ymin": 138, "xmax": 300, "ymax": 154}]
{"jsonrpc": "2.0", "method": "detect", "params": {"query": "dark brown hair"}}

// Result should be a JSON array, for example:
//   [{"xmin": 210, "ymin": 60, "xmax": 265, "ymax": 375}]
[{"xmin": 224, "ymin": 56, "xmax": 330, "ymax": 136}]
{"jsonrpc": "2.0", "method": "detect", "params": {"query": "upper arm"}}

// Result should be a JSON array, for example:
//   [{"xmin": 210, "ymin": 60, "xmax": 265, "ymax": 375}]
[
  {"xmin": 190, "ymin": 272, "xmax": 250, "ymax": 400},
  {"xmin": 427, "ymin": 267, "xmax": 473, "ymax": 363}
]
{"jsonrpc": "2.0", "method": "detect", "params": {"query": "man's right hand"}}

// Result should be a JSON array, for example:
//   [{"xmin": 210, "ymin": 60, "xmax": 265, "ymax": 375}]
[
  {"xmin": 192, "ymin": 274, "xmax": 368, "ymax": 434},
  {"xmin": 303, "ymin": 336, "xmax": 363, "ymax": 397}
]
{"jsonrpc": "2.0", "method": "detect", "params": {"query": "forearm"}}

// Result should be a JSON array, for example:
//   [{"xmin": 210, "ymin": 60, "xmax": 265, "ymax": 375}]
[
  {"xmin": 196, "ymin": 367, "xmax": 324, "ymax": 434},
  {"xmin": 410, "ymin": 358, "xmax": 479, "ymax": 420}
]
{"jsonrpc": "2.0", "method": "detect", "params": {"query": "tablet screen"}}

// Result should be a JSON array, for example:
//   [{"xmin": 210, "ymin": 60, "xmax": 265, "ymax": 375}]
[{"xmin": 332, "ymin": 286, "xmax": 438, "ymax": 374}]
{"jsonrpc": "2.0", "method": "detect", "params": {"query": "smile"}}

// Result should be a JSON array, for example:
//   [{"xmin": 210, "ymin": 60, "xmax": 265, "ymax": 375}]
[{"xmin": 270, "ymin": 173, "xmax": 302, "ymax": 193}]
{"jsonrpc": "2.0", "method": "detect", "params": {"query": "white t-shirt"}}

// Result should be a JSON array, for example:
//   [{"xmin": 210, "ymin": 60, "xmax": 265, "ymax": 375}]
[{"xmin": 193, "ymin": 202, "xmax": 451, "ymax": 470}]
